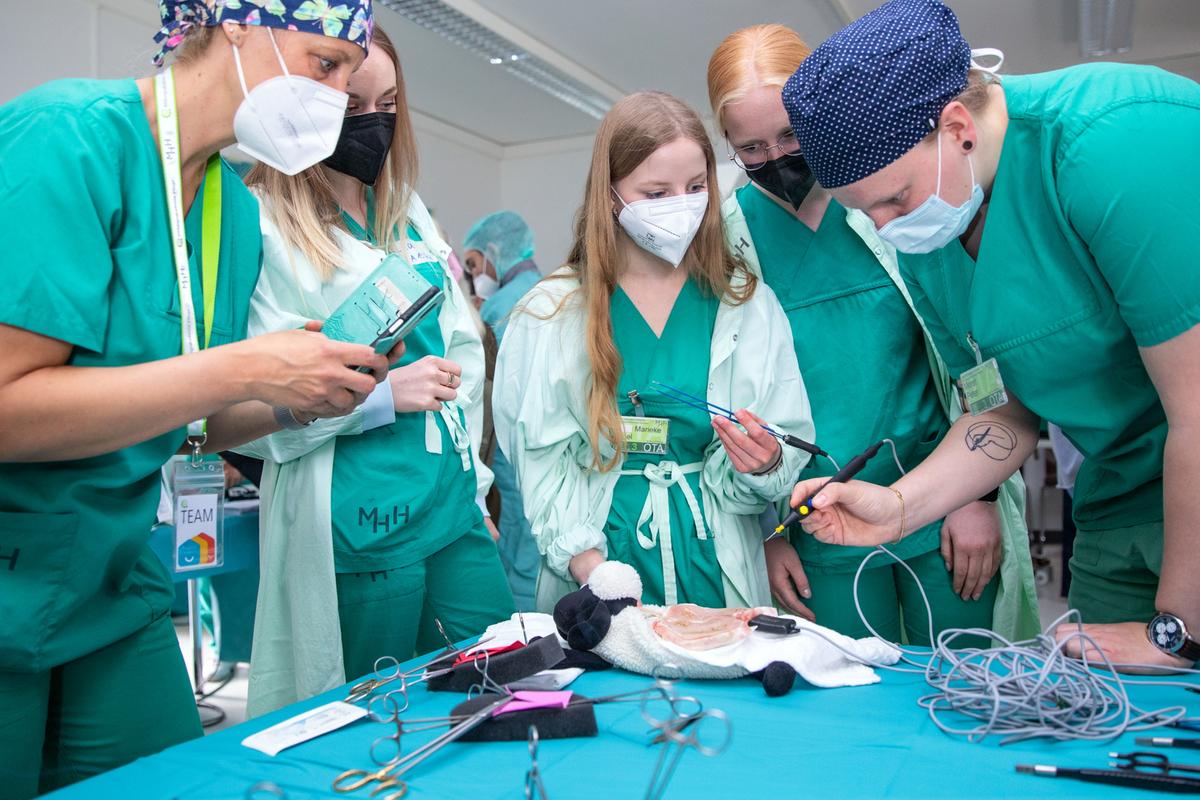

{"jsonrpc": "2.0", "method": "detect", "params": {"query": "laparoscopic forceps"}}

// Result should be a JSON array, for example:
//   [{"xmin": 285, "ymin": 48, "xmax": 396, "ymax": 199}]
[{"xmin": 650, "ymin": 381, "xmax": 829, "ymax": 458}]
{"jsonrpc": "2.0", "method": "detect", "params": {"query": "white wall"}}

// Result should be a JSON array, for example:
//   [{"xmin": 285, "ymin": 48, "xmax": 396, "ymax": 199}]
[
  {"xmin": 499, "ymin": 138, "xmax": 593, "ymax": 272},
  {"xmin": 410, "ymin": 114, "xmax": 503, "ymax": 253}
]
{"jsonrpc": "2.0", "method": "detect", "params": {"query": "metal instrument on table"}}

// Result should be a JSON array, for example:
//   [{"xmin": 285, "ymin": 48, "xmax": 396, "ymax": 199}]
[
  {"xmin": 1016, "ymin": 763, "xmax": 1200, "ymax": 794},
  {"xmin": 1111, "ymin": 751, "xmax": 1200, "ymax": 777},
  {"xmin": 334, "ymin": 694, "xmax": 513, "ymax": 796},
  {"xmin": 1142, "ymin": 735, "xmax": 1200, "ymax": 749},
  {"xmin": 337, "ymin": 652, "xmax": 516, "ymax": 794},
  {"xmin": 345, "ymin": 633, "xmax": 496, "ymax": 704},
  {"xmin": 525, "ymin": 725, "xmax": 549, "ymax": 800},
  {"xmin": 641, "ymin": 668, "xmax": 732, "ymax": 800}
]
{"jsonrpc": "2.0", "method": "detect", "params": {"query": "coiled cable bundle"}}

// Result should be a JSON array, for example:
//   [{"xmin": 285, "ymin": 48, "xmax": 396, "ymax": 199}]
[
  {"xmin": 791, "ymin": 439, "xmax": 1200, "ymax": 744},
  {"xmin": 794, "ymin": 544, "xmax": 1200, "ymax": 745}
]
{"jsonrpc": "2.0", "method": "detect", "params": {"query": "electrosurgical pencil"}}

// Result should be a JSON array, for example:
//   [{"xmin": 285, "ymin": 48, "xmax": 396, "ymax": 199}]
[{"xmin": 769, "ymin": 440, "xmax": 886, "ymax": 539}]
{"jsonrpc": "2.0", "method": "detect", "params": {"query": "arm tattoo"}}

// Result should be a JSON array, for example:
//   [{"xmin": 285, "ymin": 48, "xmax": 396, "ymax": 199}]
[{"xmin": 964, "ymin": 421, "xmax": 1018, "ymax": 461}]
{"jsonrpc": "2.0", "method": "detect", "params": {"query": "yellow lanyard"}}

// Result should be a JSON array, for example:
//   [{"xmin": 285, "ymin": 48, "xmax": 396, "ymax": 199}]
[{"xmin": 155, "ymin": 67, "xmax": 222, "ymax": 453}]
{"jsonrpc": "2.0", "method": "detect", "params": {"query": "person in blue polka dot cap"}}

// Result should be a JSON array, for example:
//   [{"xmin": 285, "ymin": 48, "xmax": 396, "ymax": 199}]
[{"xmin": 781, "ymin": 0, "xmax": 1200, "ymax": 671}]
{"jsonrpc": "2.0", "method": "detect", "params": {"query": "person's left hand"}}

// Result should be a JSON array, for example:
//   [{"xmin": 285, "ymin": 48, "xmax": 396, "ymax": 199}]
[
  {"xmin": 940, "ymin": 500, "xmax": 1003, "ymax": 601},
  {"xmin": 713, "ymin": 409, "xmax": 782, "ymax": 474},
  {"xmin": 1054, "ymin": 621, "xmax": 1194, "ymax": 673},
  {"xmin": 484, "ymin": 516, "xmax": 500, "ymax": 542}
]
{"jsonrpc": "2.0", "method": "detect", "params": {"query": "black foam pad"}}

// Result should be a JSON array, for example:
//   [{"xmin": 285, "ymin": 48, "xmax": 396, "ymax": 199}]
[
  {"xmin": 450, "ymin": 693, "xmax": 598, "ymax": 742},
  {"xmin": 427, "ymin": 635, "xmax": 566, "ymax": 693}
]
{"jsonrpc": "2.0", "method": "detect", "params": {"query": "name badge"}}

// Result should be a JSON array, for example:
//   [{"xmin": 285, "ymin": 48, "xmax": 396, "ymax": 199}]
[
  {"xmin": 622, "ymin": 416, "xmax": 670, "ymax": 455},
  {"xmin": 959, "ymin": 357, "xmax": 1009, "ymax": 416},
  {"xmin": 173, "ymin": 455, "xmax": 224, "ymax": 572}
]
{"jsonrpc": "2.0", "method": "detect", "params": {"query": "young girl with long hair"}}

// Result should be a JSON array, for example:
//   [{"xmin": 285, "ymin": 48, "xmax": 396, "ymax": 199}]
[{"xmin": 495, "ymin": 91, "xmax": 813, "ymax": 612}]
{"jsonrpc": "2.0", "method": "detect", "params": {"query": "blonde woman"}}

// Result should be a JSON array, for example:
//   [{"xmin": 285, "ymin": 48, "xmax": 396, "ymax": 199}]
[
  {"xmin": 239, "ymin": 26, "xmax": 513, "ymax": 715},
  {"xmin": 494, "ymin": 92, "xmax": 813, "ymax": 613},
  {"xmin": 707, "ymin": 24, "xmax": 1037, "ymax": 644},
  {"xmin": 0, "ymin": 1, "xmax": 392, "ymax": 792}
]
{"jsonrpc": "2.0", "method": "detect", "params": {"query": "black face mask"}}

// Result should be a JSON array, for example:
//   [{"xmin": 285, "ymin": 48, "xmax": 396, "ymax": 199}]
[
  {"xmin": 747, "ymin": 152, "xmax": 816, "ymax": 211},
  {"xmin": 323, "ymin": 112, "xmax": 397, "ymax": 186}
]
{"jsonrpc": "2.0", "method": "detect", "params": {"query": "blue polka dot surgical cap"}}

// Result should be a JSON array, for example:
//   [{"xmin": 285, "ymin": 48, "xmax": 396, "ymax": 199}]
[{"xmin": 782, "ymin": 0, "xmax": 971, "ymax": 189}]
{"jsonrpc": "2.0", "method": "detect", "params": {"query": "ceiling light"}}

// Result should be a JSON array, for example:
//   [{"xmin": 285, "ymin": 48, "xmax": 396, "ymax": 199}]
[
  {"xmin": 379, "ymin": 0, "xmax": 612, "ymax": 119},
  {"xmin": 1079, "ymin": 0, "xmax": 1135, "ymax": 57}
]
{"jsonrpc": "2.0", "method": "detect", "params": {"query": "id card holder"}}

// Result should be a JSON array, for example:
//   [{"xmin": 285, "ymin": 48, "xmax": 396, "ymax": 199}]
[
  {"xmin": 323, "ymin": 253, "xmax": 445, "ymax": 365},
  {"xmin": 959, "ymin": 333, "xmax": 1008, "ymax": 416},
  {"xmin": 621, "ymin": 416, "xmax": 670, "ymax": 456},
  {"xmin": 172, "ymin": 455, "xmax": 225, "ymax": 572}
]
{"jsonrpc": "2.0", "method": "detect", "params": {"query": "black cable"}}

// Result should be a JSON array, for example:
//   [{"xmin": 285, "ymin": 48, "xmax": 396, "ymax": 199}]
[{"xmin": 196, "ymin": 669, "xmax": 235, "ymax": 702}]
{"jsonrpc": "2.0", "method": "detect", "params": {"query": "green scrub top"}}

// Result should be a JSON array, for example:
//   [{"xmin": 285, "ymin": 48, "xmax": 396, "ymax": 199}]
[
  {"xmin": 737, "ymin": 186, "xmax": 946, "ymax": 571},
  {"xmin": 898, "ymin": 64, "xmax": 1200, "ymax": 533},
  {"xmin": 330, "ymin": 221, "xmax": 481, "ymax": 573},
  {"xmin": 604, "ymin": 278, "xmax": 724, "ymax": 608},
  {"xmin": 0, "ymin": 79, "xmax": 262, "ymax": 672}
]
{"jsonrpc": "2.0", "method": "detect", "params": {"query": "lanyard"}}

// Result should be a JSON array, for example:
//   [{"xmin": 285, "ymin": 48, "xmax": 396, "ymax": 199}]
[{"xmin": 155, "ymin": 67, "xmax": 222, "ymax": 456}]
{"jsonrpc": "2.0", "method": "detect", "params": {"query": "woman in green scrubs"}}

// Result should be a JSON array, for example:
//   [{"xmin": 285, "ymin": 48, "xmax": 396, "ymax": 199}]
[
  {"xmin": 783, "ymin": 0, "xmax": 1200, "ymax": 668},
  {"xmin": 707, "ymin": 24, "xmax": 1038, "ymax": 645},
  {"xmin": 239, "ymin": 25, "xmax": 513, "ymax": 714},
  {"xmin": 494, "ymin": 91, "xmax": 814, "ymax": 613},
  {"xmin": 0, "ymin": 3, "xmax": 390, "ymax": 794}
]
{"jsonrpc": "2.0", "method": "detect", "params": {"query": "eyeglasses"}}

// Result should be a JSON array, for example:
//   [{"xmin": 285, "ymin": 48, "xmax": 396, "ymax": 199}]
[{"xmin": 728, "ymin": 132, "xmax": 801, "ymax": 171}]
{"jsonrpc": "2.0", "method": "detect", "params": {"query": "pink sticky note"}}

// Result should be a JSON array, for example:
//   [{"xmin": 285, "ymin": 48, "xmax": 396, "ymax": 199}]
[{"xmin": 492, "ymin": 691, "xmax": 574, "ymax": 717}]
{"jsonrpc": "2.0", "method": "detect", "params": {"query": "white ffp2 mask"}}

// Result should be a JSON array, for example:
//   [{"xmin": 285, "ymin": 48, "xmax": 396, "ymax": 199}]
[
  {"xmin": 231, "ymin": 29, "xmax": 349, "ymax": 176},
  {"xmin": 614, "ymin": 191, "xmax": 708, "ymax": 268},
  {"xmin": 472, "ymin": 272, "xmax": 499, "ymax": 299}
]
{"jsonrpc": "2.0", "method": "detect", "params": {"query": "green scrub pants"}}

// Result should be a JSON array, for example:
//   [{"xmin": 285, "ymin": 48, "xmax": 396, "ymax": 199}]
[
  {"xmin": 1067, "ymin": 521, "xmax": 1162, "ymax": 624},
  {"xmin": 0, "ymin": 611, "xmax": 201, "ymax": 799},
  {"xmin": 804, "ymin": 548, "xmax": 998, "ymax": 648},
  {"xmin": 336, "ymin": 521, "xmax": 516, "ymax": 681}
]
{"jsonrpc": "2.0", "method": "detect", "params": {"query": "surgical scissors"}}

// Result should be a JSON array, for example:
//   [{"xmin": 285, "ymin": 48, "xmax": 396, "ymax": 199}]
[
  {"xmin": 640, "ymin": 669, "xmax": 732, "ymax": 800},
  {"xmin": 525, "ymin": 725, "xmax": 549, "ymax": 800},
  {"xmin": 1110, "ymin": 751, "xmax": 1200, "ymax": 777}
]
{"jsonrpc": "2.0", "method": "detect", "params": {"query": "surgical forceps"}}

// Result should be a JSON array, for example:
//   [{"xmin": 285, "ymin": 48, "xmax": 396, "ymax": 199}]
[
  {"xmin": 525, "ymin": 725, "xmax": 549, "ymax": 800},
  {"xmin": 345, "ymin": 634, "xmax": 496, "ymax": 704},
  {"xmin": 640, "ymin": 670, "xmax": 731, "ymax": 800}
]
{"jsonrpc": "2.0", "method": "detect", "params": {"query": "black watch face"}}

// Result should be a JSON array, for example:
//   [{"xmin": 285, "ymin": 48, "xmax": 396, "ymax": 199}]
[{"xmin": 1151, "ymin": 614, "xmax": 1186, "ymax": 653}]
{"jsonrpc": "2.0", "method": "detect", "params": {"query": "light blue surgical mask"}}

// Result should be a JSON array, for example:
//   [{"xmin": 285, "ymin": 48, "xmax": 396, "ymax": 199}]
[{"xmin": 877, "ymin": 131, "xmax": 983, "ymax": 255}]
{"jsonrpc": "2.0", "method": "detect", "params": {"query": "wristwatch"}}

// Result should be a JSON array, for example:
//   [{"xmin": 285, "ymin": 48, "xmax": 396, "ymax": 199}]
[
  {"xmin": 1147, "ymin": 612, "xmax": 1200, "ymax": 662},
  {"xmin": 273, "ymin": 405, "xmax": 315, "ymax": 431}
]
